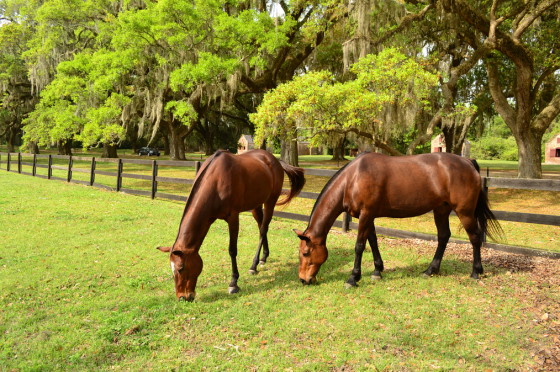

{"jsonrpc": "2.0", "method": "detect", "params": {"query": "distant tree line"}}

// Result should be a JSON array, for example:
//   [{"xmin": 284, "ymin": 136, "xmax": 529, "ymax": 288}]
[{"xmin": 0, "ymin": 0, "xmax": 559, "ymax": 178}]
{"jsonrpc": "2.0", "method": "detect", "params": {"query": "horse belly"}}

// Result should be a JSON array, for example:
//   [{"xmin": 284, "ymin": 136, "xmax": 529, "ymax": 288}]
[
  {"xmin": 365, "ymin": 179, "xmax": 445, "ymax": 218},
  {"xmin": 228, "ymin": 172, "xmax": 276, "ymax": 213}
]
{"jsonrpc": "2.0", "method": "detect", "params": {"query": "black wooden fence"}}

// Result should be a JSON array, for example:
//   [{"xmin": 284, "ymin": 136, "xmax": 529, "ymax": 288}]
[{"xmin": 2, "ymin": 151, "xmax": 559, "ymax": 259}]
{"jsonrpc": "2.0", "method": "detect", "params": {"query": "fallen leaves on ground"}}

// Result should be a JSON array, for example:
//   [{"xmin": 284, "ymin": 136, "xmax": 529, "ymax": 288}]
[{"xmin": 397, "ymin": 238, "xmax": 560, "ymax": 371}]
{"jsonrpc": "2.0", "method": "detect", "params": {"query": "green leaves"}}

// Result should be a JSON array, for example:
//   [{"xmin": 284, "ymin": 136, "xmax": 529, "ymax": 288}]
[
  {"xmin": 252, "ymin": 48, "xmax": 438, "ymax": 150},
  {"xmin": 170, "ymin": 53, "xmax": 239, "ymax": 93}
]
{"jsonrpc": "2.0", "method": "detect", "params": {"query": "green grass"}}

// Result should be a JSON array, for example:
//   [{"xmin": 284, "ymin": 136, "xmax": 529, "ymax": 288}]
[
  {"xmin": 0, "ymin": 171, "xmax": 556, "ymax": 370},
  {"xmin": 4, "ymin": 151, "xmax": 560, "ymax": 252}
]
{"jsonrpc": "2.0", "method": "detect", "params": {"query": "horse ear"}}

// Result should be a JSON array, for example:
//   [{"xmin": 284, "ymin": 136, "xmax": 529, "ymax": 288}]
[
  {"xmin": 157, "ymin": 246, "xmax": 172, "ymax": 252},
  {"xmin": 293, "ymin": 229, "xmax": 310, "ymax": 242}
]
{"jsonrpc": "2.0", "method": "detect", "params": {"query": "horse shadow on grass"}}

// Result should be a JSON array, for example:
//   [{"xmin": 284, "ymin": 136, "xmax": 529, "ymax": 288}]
[
  {"xmin": 169, "ymin": 243, "xmax": 542, "ymax": 303},
  {"xmin": 192, "ymin": 250, "xmax": 485, "ymax": 303}
]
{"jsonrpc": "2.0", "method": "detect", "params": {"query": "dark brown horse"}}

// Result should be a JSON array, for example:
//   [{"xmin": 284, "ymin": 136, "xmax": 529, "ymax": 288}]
[
  {"xmin": 294, "ymin": 152, "xmax": 501, "ymax": 287},
  {"xmin": 158, "ymin": 149, "xmax": 305, "ymax": 301}
]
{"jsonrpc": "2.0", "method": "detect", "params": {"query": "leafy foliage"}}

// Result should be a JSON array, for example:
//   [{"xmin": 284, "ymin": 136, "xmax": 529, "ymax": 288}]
[{"xmin": 252, "ymin": 48, "xmax": 438, "ymax": 154}]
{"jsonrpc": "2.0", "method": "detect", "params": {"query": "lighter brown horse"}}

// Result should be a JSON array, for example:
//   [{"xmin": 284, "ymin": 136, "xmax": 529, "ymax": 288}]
[
  {"xmin": 158, "ymin": 149, "xmax": 305, "ymax": 301},
  {"xmin": 294, "ymin": 152, "xmax": 501, "ymax": 287}
]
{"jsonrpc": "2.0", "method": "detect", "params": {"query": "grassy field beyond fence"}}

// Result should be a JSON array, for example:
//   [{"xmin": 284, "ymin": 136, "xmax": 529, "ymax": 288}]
[{"xmin": 1, "ymin": 171, "xmax": 559, "ymax": 370}]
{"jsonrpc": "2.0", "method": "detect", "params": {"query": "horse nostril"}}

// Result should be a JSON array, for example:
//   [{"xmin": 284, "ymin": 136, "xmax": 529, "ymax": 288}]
[
  {"xmin": 300, "ymin": 278, "xmax": 306, "ymax": 285},
  {"xmin": 179, "ymin": 294, "xmax": 195, "ymax": 302}
]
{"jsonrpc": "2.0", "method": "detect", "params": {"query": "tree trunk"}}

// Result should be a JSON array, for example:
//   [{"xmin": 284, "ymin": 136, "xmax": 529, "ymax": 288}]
[
  {"xmin": 162, "ymin": 134, "xmax": 170, "ymax": 156},
  {"xmin": 330, "ymin": 138, "xmax": 346, "ymax": 161},
  {"xmin": 289, "ymin": 138, "xmax": 299, "ymax": 166},
  {"xmin": 28, "ymin": 141, "xmax": 39, "ymax": 154},
  {"xmin": 202, "ymin": 131, "xmax": 215, "ymax": 155},
  {"xmin": 6, "ymin": 129, "xmax": 16, "ymax": 152},
  {"xmin": 514, "ymin": 129, "xmax": 543, "ymax": 179},
  {"xmin": 280, "ymin": 138, "xmax": 299, "ymax": 166},
  {"xmin": 169, "ymin": 126, "xmax": 186, "ymax": 160},
  {"xmin": 102, "ymin": 143, "xmax": 118, "ymax": 158},
  {"xmin": 57, "ymin": 140, "xmax": 72, "ymax": 156}
]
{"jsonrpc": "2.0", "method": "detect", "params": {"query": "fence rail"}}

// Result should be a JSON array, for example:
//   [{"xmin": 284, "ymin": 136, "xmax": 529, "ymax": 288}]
[{"xmin": 2, "ymin": 151, "xmax": 559, "ymax": 259}]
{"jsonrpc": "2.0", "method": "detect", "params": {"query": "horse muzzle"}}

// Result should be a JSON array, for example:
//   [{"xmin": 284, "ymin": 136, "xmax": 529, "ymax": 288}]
[
  {"xmin": 178, "ymin": 292, "xmax": 195, "ymax": 302},
  {"xmin": 300, "ymin": 277, "xmax": 317, "ymax": 285}
]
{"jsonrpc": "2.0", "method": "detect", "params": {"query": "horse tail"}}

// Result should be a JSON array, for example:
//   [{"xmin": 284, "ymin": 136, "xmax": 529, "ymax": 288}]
[
  {"xmin": 277, "ymin": 161, "xmax": 306, "ymax": 206},
  {"xmin": 470, "ymin": 159, "xmax": 503, "ymax": 242}
]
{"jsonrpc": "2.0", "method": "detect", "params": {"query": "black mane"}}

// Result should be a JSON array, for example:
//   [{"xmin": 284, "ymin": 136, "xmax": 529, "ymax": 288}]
[{"xmin": 179, "ymin": 150, "xmax": 225, "ymax": 220}]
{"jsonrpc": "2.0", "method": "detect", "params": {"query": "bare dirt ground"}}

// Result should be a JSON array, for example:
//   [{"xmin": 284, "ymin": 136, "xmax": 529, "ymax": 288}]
[{"xmin": 406, "ymin": 238, "xmax": 560, "ymax": 371}]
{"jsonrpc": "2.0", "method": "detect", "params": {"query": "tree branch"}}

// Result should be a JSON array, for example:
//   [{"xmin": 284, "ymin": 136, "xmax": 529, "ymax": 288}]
[
  {"xmin": 533, "ymin": 93, "xmax": 560, "ymax": 133},
  {"xmin": 485, "ymin": 60, "xmax": 516, "ymax": 128},
  {"xmin": 513, "ymin": 0, "xmax": 560, "ymax": 40}
]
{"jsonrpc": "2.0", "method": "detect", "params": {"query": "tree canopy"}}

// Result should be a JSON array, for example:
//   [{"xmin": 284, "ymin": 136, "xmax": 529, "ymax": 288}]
[{"xmin": 0, "ymin": 0, "xmax": 559, "ymax": 177}]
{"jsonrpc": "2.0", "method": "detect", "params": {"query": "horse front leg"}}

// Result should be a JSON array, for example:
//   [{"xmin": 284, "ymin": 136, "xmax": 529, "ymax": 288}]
[
  {"xmin": 345, "ymin": 215, "xmax": 373, "ymax": 288},
  {"xmin": 227, "ymin": 215, "xmax": 241, "ymax": 294},
  {"xmin": 368, "ymin": 224, "xmax": 384, "ymax": 280}
]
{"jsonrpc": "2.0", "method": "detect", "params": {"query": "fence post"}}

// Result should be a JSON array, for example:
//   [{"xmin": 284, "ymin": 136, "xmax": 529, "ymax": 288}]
[
  {"xmin": 6, "ymin": 152, "xmax": 10, "ymax": 172},
  {"xmin": 116, "ymin": 158, "xmax": 123, "ymax": 191},
  {"xmin": 67, "ymin": 155, "xmax": 73, "ymax": 182},
  {"xmin": 342, "ymin": 212, "xmax": 351, "ymax": 232},
  {"xmin": 17, "ymin": 152, "xmax": 22, "ymax": 173},
  {"xmin": 195, "ymin": 161, "xmax": 201, "ymax": 174},
  {"xmin": 32, "ymin": 154, "xmax": 37, "ymax": 176},
  {"xmin": 151, "ymin": 160, "xmax": 158, "ymax": 199},
  {"xmin": 89, "ymin": 157, "xmax": 96, "ymax": 186},
  {"xmin": 47, "ymin": 155, "xmax": 52, "ymax": 179}
]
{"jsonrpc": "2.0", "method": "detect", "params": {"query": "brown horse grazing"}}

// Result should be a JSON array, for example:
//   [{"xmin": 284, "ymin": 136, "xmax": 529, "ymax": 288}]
[
  {"xmin": 294, "ymin": 152, "xmax": 502, "ymax": 287},
  {"xmin": 158, "ymin": 149, "xmax": 305, "ymax": 301}
]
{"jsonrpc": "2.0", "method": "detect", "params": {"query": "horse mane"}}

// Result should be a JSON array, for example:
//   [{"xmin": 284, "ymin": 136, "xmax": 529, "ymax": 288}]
[
  {"xmin": 469, "ymin": 158, "xmax": 481, "ymax": 173},
  {"xmin": 180, "ymin": 150, "xmax": 226, "ymax": 220},
  {"xmin": 306, "ymin": 152, "xmax": 369, "ymax": 231}
]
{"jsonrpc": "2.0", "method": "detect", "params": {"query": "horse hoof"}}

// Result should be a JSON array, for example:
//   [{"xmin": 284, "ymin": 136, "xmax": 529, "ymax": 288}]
[
  {"xmin": 421, "ymin": 272, "xmax": 432, "ymax": 278},
  {"xmin": 249, "ymin": 269, "xmax": 258, "ymax": 275},
  {"xmin": 228, "ymin": 286, "xmax": 240, "ymax": 294},
  {"xmin": 344, "ymin": 282, "xmax": 357, "ymax": 289},
  {"xmin": 371, "ymin": 274, "xmax": 382, "ymax": 281},
  {"xmin": 259, "ymin": 260, "xmax": 266, "ymax": 266}
]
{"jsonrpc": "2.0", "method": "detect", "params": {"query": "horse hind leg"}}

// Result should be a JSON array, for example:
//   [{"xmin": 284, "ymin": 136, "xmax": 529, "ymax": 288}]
[
  {"xmin": 227, "ymin": 215, "xmax": 241, "ymax": 294},
  {"xmin": 457, "ymin": 213, "xmax": 484, "ymax": 279},
  {"xmin": 249, "ymin": 205, "xmax": 272, "ymax": 274},
  {"xmin": 368, "ymin": 224, "xmax": 384, "ymax": 280},
  {"xmin": 424, "ymin": 207, "xmax": 452, "ymax": 277}
]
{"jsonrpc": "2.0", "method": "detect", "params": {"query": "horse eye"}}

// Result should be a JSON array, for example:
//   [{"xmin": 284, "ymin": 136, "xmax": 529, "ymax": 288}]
[{"xmin": 302, "ymin": 251, "xmax": 310, "ymax": 257}]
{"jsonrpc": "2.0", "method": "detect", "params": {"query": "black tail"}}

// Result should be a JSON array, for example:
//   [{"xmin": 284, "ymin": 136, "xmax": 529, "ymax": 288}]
[
  {"xmin": 277, "ymin": 162, "xmax": 306, "ymax": 206},
  {"xmin": 470, "ymin": 159, "xmax": 503, "ymax": 242}
]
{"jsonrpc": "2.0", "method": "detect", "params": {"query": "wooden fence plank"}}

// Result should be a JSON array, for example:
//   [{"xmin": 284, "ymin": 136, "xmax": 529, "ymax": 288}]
[
  {"xmin": 120, "ymin": 188, "xmax": 152, "ymax": 197},
  {"xmin": 121, "ymin": 173, "xmax": 152, "ymax": 180},
  {"xmin": 492, "ymin": 210, "xmax": 560, "ymax": 226},
  {"xmin": 155, "ymin": 192, "xmax": 187, "ymax": 202},
  {"xmin": 155, "ymin": 176, "xmax": 194, "ymax": 184},
  {"xmin": 486, "ymin": 177, "xmax": 560, "ymax": 191},
  {"xmin": 303, "ymin": 168, "xmax": 338, "ymax": 177},
  {"xmin": 94, "ymin": 170, "xmax": 117, "ymax": 177}
]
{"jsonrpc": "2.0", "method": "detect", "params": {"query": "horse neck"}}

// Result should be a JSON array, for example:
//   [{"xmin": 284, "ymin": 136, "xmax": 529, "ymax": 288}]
[
  {"xmin": 307, "ymin": 181, "xmax": 345, "ymax": 242},
  {"xmin": 174, "ymin": 197, "xmax": 215, "ymax": 250}
]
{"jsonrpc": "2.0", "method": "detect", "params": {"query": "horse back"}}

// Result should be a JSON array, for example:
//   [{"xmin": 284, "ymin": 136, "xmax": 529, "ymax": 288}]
[
  {"xmin": 198, "ymin": 150, "xmax": 283, "ymax": 215},
  {"xmin": 345, "ymin": 152, "xmax": 481, "ymax": 218}
]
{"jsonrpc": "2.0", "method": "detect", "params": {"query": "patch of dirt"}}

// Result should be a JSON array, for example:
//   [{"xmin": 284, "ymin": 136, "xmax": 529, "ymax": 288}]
[{"xmin": 400, "ymin": 238, "xmax": 560, "ymax": 371}]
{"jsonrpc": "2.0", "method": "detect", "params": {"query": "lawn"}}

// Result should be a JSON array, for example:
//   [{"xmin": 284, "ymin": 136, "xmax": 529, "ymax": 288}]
[{"xmin": 1, "ymin": 171, "xmax": 559, "ymax": 370}]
